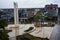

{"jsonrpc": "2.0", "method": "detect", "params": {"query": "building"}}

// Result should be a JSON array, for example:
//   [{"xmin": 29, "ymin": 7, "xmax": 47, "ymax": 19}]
[
  {"xmin": 0, "ymin": 8, "xmax": 44, "ymax": 23},
  {"xmin": 0, "ymin": 9, "xmax": 14, "ymax": 23},
  {"xmin": 0, "ymin": 5, "xmax": 59, "ymax": 23},
  {"xmin": 45, "ymin": 4, "xmax": 58, "ymax": 19},
  {"xmin": 58, "ymin": 8, "xmax": 60, "ymax": 22}
]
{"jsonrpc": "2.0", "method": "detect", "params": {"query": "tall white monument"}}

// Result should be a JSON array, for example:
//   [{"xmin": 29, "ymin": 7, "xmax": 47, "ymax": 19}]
[
  {"xmin": 13, "ymin": 2, "xmax": 19, "ymax": 40},
  {"xmin": 14, "ymin": 2, "xmax": 19, "ymax": 25}
]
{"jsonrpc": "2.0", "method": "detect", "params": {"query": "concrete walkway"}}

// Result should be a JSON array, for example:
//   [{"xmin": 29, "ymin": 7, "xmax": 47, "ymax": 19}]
[
  {"xmin": 6, "ymin": 24, "xmax": 53, "ymax": 40},
  {"xmin": 30, "ymin": 27, "xmax": 53, "ymax": 38}
]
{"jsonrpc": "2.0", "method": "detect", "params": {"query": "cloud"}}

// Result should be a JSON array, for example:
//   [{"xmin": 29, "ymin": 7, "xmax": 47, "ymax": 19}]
[{"xmin": 0, "ymin": 0, "xmax": 60, "ymax": 8}]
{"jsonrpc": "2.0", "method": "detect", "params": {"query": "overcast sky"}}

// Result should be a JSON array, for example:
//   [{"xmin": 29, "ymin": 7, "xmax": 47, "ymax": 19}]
[{"xmin": 0, "ymin": 0, "xmax": 60, "ymax": 8}]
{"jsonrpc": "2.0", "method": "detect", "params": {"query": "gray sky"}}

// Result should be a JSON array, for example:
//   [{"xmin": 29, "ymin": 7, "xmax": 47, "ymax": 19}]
[{"xmin": 0, "ymin": 0, "xmax": 60, "ymax": 8}]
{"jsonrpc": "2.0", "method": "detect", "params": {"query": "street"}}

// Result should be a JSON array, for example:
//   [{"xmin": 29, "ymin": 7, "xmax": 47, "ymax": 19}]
[{"xmin": 50, "ymin": 24, "xmax": 60, "ymax": 40}]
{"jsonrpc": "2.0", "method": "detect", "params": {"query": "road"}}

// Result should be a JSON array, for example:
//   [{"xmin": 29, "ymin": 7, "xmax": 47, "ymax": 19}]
[{"xmin": 50, "ymin": 24, "xmax": 60, "ymax": 40}]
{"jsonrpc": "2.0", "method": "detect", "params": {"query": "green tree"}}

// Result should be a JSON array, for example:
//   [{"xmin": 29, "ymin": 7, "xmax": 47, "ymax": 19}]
[
  {"xmin": 34, "ymin": 11, "xmax": 43, "ymax": 27},
  {"xmin": 34, "ymin": 13, "xmax": 42, "ymax": 22},
  {"xmin": 0, "ymin": 30, "xmax": 9, "ymax": 40},
  {"xmin": 0, "ymin": 20, "xmax": 8, "ymax": 30},
  {"xmin": 0, "ymin": 20, "xmax": 9, "ymax": 40}
]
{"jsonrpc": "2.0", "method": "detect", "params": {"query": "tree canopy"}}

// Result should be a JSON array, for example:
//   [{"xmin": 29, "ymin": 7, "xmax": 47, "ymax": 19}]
[
  {"xmin": 34, "ymin": 13, "xmax": 42, "ymax": 22},
  {"xmin": 0, "ymin": 20, "xmax": 8, "ymax": 29}
]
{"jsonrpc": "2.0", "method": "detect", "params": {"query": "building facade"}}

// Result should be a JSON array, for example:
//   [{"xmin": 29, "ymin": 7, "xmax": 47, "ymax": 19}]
[
  {"xmin": 0, "ymin": 4, "xmax": 59, "ymax": 23},
  {"xmin": 45, "ymin": 4, "xmax": 58, "ymax": 18}
]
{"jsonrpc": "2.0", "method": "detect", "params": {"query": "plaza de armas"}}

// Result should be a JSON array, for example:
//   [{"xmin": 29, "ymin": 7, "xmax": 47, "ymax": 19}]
[{"xmin": 0, "ymin": 4, "xmax": 60, "ymax": 40}]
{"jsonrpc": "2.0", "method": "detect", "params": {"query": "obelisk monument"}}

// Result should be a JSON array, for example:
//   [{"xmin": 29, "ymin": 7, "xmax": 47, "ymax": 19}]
[{"xmin": 14, "ymin": 2, "xmax": 19, "ymax": 25}]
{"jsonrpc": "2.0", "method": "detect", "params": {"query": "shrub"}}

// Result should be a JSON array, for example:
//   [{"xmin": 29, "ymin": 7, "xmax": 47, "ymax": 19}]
[
  {"xmin": 0, "ymin": 30, "xmax": 11, "ymax": 40},
  {"xmin": 24, "ymin": 27, "xmax": 34, "ymax": 32},
  {"xmin": 0, "ymin": 20, "xmax": 8, "ymax": 29}
]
